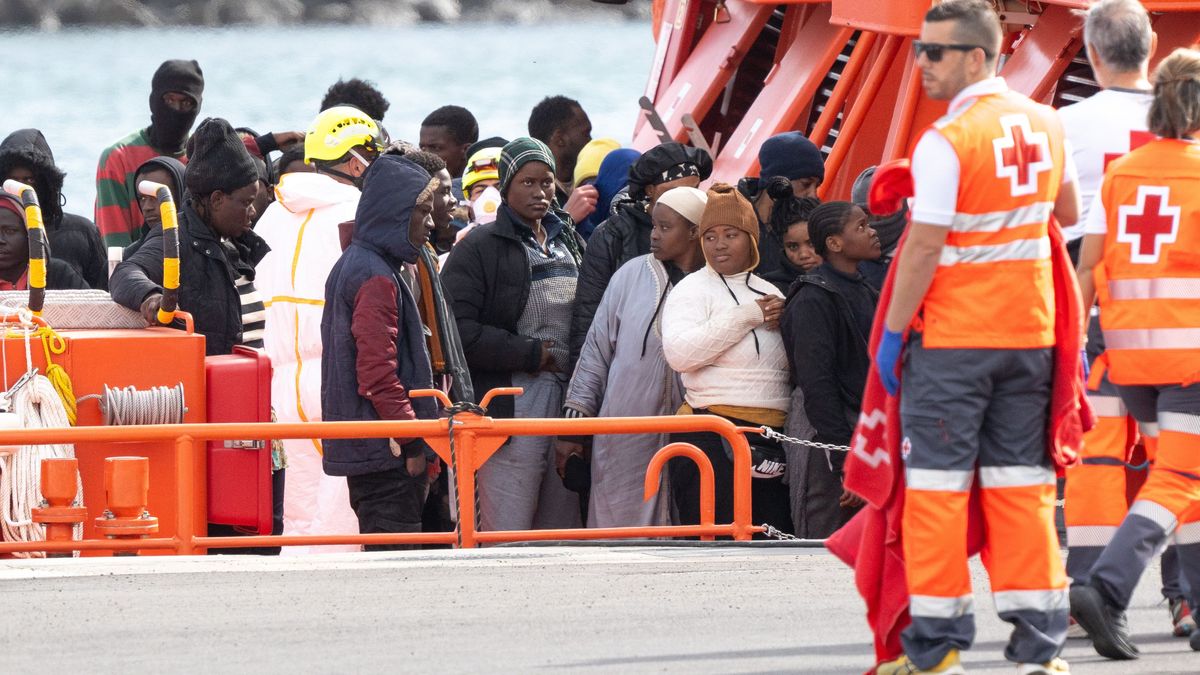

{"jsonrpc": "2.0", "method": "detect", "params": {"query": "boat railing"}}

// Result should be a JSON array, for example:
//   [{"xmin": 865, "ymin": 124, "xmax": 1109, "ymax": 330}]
[{"xmin": 0, "ymin": 387, "xmax": 763, "ymax": 555}]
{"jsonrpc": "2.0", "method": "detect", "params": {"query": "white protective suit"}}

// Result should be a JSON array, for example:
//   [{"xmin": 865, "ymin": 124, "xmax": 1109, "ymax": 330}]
[{"xmin": 255, "ymin": 172, "xmax": 361, "ymax": 553}]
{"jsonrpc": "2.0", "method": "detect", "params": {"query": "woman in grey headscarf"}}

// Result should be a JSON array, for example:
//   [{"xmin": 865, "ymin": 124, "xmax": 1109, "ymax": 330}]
[{"xmin": 561, "ymin": 186, "xmax": 707, "ymax": 527}]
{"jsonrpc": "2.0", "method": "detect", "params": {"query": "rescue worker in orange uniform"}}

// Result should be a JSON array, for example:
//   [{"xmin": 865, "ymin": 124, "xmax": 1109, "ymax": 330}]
[
  {"xmin": 873, "ymin": 2, "xmax": 1081, "ymax": 673},
  {"xmin": 1070, "ymin": 47, "xmax": 1200, "ymax": 661},
  {"xmin": 1057, "ymin": 0, "xmax": 1194, "ymax": 639}
]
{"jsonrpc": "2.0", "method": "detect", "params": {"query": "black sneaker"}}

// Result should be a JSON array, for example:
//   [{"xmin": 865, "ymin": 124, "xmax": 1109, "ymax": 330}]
[
  {"xmin": 1190, "ymin": 627, "xmax": 1200, "ymax": 651},
  {"xmin": 1070, "ymin": 584, "xmax": 1139, "ymax": 660}
]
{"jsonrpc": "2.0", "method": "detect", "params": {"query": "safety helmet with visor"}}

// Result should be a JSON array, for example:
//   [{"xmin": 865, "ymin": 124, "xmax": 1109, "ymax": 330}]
[
  {"xmin": 304, "ymin": 106, "xmax": 383, "ymax": 166},
  {"xmin": 461, "ymin": 147, "xmax": 502, "ymax": 201}
]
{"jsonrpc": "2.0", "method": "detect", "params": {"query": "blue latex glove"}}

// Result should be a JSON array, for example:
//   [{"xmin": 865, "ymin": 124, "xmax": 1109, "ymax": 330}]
[
  {"xmin": 875, "ymin": 329, "xmax": 904, "ymax": 396},
  {"xmin": 1081, "ymin": 348, "xmax": 1091, "ymax": 382}
]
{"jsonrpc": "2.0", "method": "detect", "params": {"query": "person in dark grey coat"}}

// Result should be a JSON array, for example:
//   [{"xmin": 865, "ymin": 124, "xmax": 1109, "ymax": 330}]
[{"xmin": 563, "ymin": 186, "xmax": 707, "ymax": 527}]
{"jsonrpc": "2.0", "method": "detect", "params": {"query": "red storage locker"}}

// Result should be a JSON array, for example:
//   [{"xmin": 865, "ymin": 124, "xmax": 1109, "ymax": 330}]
[{"xmin": 205, "ymin": 346, "xmax": 273, "ymax": 534}]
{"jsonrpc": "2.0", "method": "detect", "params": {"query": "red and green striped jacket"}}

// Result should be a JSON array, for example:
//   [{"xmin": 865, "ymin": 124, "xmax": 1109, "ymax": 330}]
[{"xmin": 94, "ymin": 128, "xmax": 186, "ymax": 248}]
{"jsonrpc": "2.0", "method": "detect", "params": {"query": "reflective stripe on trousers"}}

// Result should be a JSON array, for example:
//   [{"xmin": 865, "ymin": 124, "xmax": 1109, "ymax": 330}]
[
  {"xmin": 1064, "ymin": 375, "xmax": 1137, "ymax": 583},
  {"xmin": 899, "ymin": 337, "xmax": 1066, "ymax": 668},
  {"xmin": 1085, "ymin": 384, "xmax": 1200, "ymax": 610}
]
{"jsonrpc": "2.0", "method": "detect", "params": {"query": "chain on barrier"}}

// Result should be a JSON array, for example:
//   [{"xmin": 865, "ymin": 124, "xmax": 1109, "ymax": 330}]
[
  {"xmin": 750, "ymin": 425, "xmax": 847, "ymax": 542},
  {"xmin": 760, "ymin": 523, "xmax": 799, "ymax": 541},
  {"xmin": 754, "ymin": 426, "xmax": 851, "ymax": 453}
]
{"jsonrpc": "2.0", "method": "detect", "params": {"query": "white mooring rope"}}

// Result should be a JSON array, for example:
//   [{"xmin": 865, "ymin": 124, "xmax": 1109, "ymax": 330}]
[{"xmin": 0, "ymin": 374, "xmax": 83, "ymax": 558}]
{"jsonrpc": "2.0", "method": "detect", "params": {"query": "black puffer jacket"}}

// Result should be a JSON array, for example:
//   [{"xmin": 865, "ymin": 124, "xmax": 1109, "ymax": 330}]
[
  {"xmin": 0, "ymin": 129, "xmax": 107, "ymax": 289},
  {"xmin": 110, "ymin": 201, "xmax": 269, "ymax": 356},
  {"xmin": 568, "ymin": 198, "xmax": 651, "ymax": 366},
  {"xmin": 441, "ymin": 204, "xmax": 580, "ymax": 420},
  {"xmin": 781, "ymin": 267, "xmax": 877, "ymax": 451}
]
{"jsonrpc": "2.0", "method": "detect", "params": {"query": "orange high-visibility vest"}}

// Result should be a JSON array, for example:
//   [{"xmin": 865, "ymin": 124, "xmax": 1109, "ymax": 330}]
[
  {"xmin": 1096, "ymin": 138, "xmax": 1200, "ymax": 386},
  {"xmin": 921, "ymin": 90, "xmax": 1064, "ymax": 349}
]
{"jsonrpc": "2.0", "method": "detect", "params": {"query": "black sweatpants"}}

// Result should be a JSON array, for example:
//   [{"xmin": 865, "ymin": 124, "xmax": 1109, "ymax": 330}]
[
  {"xmin": 668, "ymin": 426, "xmax": 794, "ymax": 538},
  {"xmin": 346, "ymin": 467, "xmax": 429, "ymax": 552}
]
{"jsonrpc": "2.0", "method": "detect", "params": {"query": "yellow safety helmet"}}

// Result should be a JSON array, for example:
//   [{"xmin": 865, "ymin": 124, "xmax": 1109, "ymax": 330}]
[
  {"xmin": 304, "ymin": 106, "xmax": 382, "ymax": 164},
  {"xmin": 461, "ymin": 147, "xmax": 502, "ymax": 201}
]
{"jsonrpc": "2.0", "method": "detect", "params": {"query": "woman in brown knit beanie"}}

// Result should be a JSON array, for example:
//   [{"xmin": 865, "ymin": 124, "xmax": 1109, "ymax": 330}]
[
  {"xmin": 699, "ymin": 182, "xmax": 762, "ymax": 273},
  {"xmin": 658, "ymin": 182, "xmax": 794, "ymax": 535}
]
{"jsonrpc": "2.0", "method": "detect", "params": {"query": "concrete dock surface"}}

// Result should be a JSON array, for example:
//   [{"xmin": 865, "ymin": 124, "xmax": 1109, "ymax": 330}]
[{"xmin": 0, "ymin": 546, "xmax": 1194, "ymax": 673}]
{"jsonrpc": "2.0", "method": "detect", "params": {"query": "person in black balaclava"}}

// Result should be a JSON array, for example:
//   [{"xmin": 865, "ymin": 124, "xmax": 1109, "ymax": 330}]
[
  {"xmin": 0, "ymin": 129, "xmax": 107, "ymax": 289},
  {"xmin": 849, "ymin": 165, "xmax": 908, "ymax": 291},
  {"xmin": 148, "ymin": 59, "xmax": 204, "ymax": 155},
  {"xmin": 95, "ymin": 59, "xmax": 204, "ymax": 249}
]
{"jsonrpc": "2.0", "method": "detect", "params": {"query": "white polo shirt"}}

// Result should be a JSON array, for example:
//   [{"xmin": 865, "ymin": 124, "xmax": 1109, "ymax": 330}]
[{"xmin": 1058, "ymin": 87, "xmax": 1153, "ymax": 241}]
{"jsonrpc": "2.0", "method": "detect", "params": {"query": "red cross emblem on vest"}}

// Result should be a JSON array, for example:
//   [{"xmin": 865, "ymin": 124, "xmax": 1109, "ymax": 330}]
[
  {"xmin": 1118, "ymin": 185, "xmax": 1180, "ymax": 264},
  {"xmin": 992, "ymin": 114, "xmax": 1053, "ymax": 197}
]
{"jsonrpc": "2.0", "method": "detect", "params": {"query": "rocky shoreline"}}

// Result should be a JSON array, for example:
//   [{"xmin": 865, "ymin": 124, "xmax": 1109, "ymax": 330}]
[{"xmin": 0, "ymin": 0, "xmax": 647, "ymax": 29}]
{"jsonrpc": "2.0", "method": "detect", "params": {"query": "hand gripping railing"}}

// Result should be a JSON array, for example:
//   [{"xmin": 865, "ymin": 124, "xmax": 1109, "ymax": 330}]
[
  {"xmin": 0, "ymin": 388, "xmax": 763, "ymax": 555},
  {"xmin": 135, "ymin": 180, "xmax": 194, "ymax": 334}
]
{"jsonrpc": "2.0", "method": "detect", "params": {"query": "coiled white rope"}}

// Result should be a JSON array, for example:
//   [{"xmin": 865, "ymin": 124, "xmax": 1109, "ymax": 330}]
[
  {"xmin": 0, "ymin": 320, "xmax": 83, "ymax": 557},
  {"xmin": 0, "ymin": 377, "xmax": 83, "ymax": 557},
  {"xmin": 92, "ymin": 383, "xmax": 186, "ymax": 426},
  {"xmin": 0, "ymin": 306, "xmax": 183, "ymax": 555}
]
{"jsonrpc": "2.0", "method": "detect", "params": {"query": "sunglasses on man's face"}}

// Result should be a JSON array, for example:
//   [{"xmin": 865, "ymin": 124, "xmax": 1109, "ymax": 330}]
[{"xmin": 912, "ymin": 41, "xmax": 991, "ymax": 63}]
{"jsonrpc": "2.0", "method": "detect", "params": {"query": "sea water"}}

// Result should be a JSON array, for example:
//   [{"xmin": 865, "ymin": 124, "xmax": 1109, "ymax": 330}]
[{"xmin": 0, "ymin": 20, "xmax": 653, "ymax": 214}]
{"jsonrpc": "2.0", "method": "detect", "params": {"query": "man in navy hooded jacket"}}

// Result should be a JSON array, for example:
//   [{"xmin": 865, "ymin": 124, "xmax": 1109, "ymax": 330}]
[{"xmin": 321, "ymin": 154, "xmax": 439, "ymax": 550}]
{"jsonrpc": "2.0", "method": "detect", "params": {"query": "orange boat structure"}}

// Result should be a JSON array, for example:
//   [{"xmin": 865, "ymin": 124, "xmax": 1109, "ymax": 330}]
[{"xmin": 636, "ymin": 0, "xmax": 1200, "ymax": 200}]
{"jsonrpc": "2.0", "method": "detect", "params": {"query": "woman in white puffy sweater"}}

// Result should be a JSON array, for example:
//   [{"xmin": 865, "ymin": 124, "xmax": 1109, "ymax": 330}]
[{"xmin": 661, "ymin": 183, "xmax": 794, "ymax": 534}]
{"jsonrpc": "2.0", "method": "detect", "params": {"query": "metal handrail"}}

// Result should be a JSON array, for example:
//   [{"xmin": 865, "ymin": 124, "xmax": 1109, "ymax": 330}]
[{"xmin": 0, "ymin": 391, "xmax": 763, "ymax": 555}]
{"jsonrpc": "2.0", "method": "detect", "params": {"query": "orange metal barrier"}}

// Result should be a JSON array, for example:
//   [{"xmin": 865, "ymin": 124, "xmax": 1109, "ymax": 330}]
[{"xmin": 0, "ymin": 388, "xmax": 764, "ymax": 555}]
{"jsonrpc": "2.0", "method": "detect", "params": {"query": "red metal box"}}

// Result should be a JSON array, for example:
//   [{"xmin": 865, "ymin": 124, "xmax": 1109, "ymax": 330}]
[{"xmin": 205, "ymin": 346, "xmax": 273, "ymax": 534}]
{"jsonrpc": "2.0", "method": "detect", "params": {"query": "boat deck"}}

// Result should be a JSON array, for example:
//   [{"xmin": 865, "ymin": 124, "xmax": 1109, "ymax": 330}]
[{"xmin": 0, "ymin": 547, "xmax": 1190, "ymax": 673}]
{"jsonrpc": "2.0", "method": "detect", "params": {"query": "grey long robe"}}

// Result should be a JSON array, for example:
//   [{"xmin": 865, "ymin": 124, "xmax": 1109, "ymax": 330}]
[{"xmin": 564, "ymin": 254, "xmax": 683, "ymax": 528}]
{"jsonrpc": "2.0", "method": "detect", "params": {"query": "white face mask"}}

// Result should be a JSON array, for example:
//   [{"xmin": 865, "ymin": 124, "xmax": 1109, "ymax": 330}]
[{"xmin": 471, "ymin": 186, "xmax": 503, "ymax": 225}]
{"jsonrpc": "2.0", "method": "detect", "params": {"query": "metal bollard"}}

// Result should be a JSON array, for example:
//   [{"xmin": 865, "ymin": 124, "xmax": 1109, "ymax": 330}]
[
  {"xmin": 31, "ymin": 458, "xmax": 87, "ymax": 558},
  {"xmin": 94, "ymin": 457, "xmax": 159, "ymax": 556}
]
